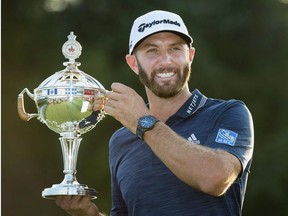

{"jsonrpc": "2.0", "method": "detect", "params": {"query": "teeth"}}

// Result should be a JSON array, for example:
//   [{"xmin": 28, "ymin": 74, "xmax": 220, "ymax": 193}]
[{"xmin": 157, "ymin": 72, "xmax": 175, "ymax": 78}]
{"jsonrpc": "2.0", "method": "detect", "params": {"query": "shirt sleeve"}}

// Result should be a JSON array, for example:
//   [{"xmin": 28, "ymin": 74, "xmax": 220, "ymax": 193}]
[
  {"xmin": 109, "ymin": 133, "xmax": 128, "ymax": 216},
  {"xmin": 205, "ymin": 100, "xmax": 254, "ymax": 175},
  {"xmin": 110, "ymin": 173, "xmax": 128, "ymax": 216}
]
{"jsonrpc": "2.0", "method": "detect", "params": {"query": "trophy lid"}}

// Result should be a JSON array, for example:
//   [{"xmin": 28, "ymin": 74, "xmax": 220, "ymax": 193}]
[
  {"xmin": 35, "ymin": 32, "xmax": 105, "ymax": 91},
  {"xmin": 35, "ymin": 32, "xmax": 106, "ymax": 96}
]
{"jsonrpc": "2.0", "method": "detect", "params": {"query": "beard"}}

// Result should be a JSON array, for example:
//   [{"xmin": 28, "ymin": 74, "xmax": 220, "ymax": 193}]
[{"xmin": 137, "ymin": 59, "xmax": 191, "ymax": 98}]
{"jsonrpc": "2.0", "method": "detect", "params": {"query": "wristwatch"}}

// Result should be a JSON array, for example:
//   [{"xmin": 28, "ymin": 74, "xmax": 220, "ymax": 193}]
[{"xmin": 136, "ymin": 115, "xmax": 159, "ymax": 140}]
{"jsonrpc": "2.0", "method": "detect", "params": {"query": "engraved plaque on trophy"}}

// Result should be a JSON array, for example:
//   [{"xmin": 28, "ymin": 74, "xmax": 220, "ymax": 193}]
[{"xmin": 17, "ymin": 32, "xmax": 106, "ymax": 199}]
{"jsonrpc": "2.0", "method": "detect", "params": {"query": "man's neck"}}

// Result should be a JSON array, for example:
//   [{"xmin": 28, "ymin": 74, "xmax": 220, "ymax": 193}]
[{"xmin": 146, "ymin": 87, "xmax": 191, "ymax": 122}]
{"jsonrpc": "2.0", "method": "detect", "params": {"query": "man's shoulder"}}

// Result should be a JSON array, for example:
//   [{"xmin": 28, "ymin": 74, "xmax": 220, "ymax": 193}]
[
  {"xmin": 204, "ymin": 97, "xmax": 248, "ymax": 113},
  {"xmin": 109, "ymin": 127, "xmax": 137, "ymax": 148},
  {"xmin": 189, "ymin": 89, "xmax": 248, "ymax": 116},
  {"xmin": 110, "ymin": 127, "xmax": 130, "ymax": 141}
]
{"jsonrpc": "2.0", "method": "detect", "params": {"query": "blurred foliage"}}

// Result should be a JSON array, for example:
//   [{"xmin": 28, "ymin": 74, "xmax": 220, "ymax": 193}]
[{"xmin": 2, "ymin": 0, "xmax": 288, "ymax": 215}]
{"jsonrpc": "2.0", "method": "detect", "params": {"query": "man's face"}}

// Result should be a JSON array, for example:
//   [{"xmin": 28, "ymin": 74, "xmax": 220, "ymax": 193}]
[{"xmin": 134, "ymin": 32, "xmax": 193, "ymax": 98}]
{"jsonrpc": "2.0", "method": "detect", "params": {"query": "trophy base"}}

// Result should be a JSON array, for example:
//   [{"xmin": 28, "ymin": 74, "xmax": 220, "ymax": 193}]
[{"xmin": 42, "ymin": 183, "xmax": 97, "ymax": 199}]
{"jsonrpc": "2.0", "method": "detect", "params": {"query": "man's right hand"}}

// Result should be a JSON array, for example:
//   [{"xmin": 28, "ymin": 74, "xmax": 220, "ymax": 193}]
[{"xmin": 55, "ymin": 195, "xmax": 102, "ymax": 216}]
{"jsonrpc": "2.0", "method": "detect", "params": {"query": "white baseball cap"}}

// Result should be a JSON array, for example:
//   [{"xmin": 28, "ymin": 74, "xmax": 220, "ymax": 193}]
[{"xmin": 128, "ymin": 10, "xmax": 193, "ymax": 54}]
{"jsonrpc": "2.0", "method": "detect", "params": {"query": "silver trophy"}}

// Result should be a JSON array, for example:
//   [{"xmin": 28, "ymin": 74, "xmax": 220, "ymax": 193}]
[{"xmin": 17, "ymin": 32, "xmax": 107, "ymax": 199}]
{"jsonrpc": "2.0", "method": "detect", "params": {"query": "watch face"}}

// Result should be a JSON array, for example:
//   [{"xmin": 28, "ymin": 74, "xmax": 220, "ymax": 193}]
[{"xmin": 140, "ymin": 116, "xmax": 156, "ymax": 129}]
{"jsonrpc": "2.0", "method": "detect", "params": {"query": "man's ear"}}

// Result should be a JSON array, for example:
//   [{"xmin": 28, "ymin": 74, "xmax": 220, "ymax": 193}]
[
  {"xmin": 126, "ymin": 54, "xmax": 139, "ymax": 75},
  {"xmin": 189, "ymin": 47, "xmax": 195, "ymax": 63}
]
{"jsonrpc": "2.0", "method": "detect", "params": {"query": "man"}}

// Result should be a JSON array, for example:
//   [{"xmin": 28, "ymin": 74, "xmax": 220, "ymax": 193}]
[{"xmin": 56, "ymin": 10, "xmax": 254, "ymax": 216}]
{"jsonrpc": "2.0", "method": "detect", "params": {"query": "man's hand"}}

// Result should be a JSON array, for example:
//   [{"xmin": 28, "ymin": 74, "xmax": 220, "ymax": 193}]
[
  {"xmin": 104, "ymin": 82, "xmax": 150, "ymax": 133},
  {"xmin": 55, "ymin": 196, "xmax": 101, "ymax": 216}
]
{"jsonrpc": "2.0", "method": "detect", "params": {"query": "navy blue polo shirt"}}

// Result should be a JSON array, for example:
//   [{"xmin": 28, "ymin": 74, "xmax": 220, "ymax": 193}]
[{"xmin": 109, "ymin": 89, "xmax": 254, "ymax": 216}]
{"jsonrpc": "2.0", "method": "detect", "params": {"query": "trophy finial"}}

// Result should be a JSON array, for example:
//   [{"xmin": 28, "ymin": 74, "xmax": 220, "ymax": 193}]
[{"xmin": 62, "ymin": 32, "xmax": 82, "ymax": 64}]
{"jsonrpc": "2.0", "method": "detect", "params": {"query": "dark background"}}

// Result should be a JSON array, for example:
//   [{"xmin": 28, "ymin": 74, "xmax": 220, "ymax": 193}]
[{"xmin": 2, "ymin": 0, "xmax": 288, "ymax": 215}]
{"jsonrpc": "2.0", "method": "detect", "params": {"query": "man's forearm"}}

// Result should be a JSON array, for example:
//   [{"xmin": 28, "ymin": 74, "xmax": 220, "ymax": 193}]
[{"xmin": 143, "ymin": 121, "xmax": 241, "ymax": 196}]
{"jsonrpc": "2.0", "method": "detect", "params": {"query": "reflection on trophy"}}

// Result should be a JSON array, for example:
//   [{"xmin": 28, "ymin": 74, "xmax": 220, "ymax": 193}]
[{"xmin": 17, "ymin": 32, "xmax": 107, "ymax": 199}]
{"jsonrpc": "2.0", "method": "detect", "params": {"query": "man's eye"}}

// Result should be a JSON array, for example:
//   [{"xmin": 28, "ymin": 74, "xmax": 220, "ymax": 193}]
[
  {"xmin": 171, "ymin": 47, "xmax": 181, "ymax": 52},
  {"xmin": 147, "ymin": 48, "xmax": 157, "ymax": 53}
]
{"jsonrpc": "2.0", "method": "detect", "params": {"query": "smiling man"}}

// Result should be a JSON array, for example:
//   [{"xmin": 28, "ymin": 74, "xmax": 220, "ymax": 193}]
[{"xmin": 56, "ymin": 10, "xmax": 254, "ymax": 216}]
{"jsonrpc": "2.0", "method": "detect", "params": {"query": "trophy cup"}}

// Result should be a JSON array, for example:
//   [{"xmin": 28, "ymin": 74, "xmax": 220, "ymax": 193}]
[{"xmin": 17, "ymin": 32, "xmax": 107, "ymax": 199}]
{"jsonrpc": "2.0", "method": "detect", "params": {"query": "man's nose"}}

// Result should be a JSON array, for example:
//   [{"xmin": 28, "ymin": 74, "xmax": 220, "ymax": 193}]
[{"xmin": 159, "ymin": 52, "xmax": 172, "ymax": 65}]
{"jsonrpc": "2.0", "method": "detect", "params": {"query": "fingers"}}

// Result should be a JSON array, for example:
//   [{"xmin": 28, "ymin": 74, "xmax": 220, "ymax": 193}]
[
  {"xmin": 101, "ymin": 83, "xmax": 128, "ymax": 115},
  {"xmin": 55, "ymin": 195, "xmax": 99, "ymax": 216},
  {"xmin": 97, "ymin": 83, "xmax": 148, "ymax": 127},
  {"xmin": 55, "ymin": 195, "xmax": 89, "ymax": 212},
  {"xmin": 104, "ymin": 88, "xmax": 127, "ymax": 116},
  {"xmin": 92, "ymin": 98, "xmax": 105, "ymax": 111},
  {"xmin": 92, "ymin": 84, "xmax": 125, "ymax": 112},
  {"xmin": 105, "ymin": 83, "xmax": 129, "ymax": 102},
  {"xmin": 56, "ymin": 195, "xmax": 81, "ymax": 210},
  {"xmin": 110, "ymin": 82, "xmax": 129, "ymax": 93}
]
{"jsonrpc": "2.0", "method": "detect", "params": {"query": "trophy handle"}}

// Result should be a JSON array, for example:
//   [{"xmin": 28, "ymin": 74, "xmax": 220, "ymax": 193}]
[{"xmin": 17, "ymin": 88, "xmax": 39, "ymax": 121}]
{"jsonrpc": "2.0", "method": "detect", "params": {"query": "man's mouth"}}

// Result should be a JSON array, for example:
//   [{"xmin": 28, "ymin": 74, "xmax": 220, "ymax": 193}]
[{"xmin": 156, "ymin": 72, "xmax": 176, "ymax": 78}]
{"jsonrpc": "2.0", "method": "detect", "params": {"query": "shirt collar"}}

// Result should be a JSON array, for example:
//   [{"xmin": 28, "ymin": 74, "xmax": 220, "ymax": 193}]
[{"xmin": 176, "ymin": 89, "xmax": 207, "ymax": 118}]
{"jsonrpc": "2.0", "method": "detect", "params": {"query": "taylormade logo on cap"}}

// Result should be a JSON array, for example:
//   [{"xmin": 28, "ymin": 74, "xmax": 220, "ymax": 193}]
[
  {"xmin": 138, "ymin": 19, "xmax": 181, "ymax": 33},
  {"xmin": 128, "ymin": 10, "xmax": 193, "ymax": 54}
]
